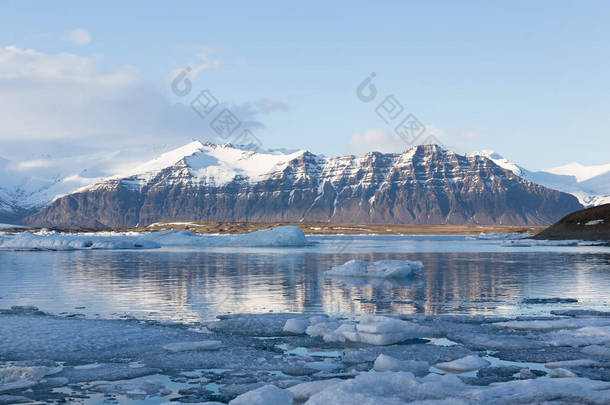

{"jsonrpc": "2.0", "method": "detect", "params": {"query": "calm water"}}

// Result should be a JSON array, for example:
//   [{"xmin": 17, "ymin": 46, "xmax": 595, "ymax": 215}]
[{"xmin": 0, "ymin": 235, "xmax": 609, "ymax": 322}]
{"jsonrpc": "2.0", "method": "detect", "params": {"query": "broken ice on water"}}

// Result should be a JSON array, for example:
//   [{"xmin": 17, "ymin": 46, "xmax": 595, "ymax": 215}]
[
  {"xmin": 1, "ymin": 304, "xmax": 610, "ymax": 404},
  {"xmin": 1, "ymin": 230, "xmax": 609, "ymax": 404}
]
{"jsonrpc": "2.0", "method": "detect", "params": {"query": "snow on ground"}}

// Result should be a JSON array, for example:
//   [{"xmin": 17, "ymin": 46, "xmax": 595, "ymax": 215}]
[
  {"xmin": 1, "ymin": 308, "xmax": 610, "ymax": 403},
  {"xmin": 325, "ymin": 259, "xmax": 423, "ymax": 278},
  {"xmin": 0, "ymin": 225, "xmax": 309, "ymax": 251}
]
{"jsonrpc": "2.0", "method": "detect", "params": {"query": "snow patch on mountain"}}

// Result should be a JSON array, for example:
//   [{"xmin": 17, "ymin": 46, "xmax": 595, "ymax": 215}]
[
  {"xmin": 471, "ymin": 150, "xmax": 610, "ymax": 207},
  {"xmin": 545, "ymin": 162, "xmax": 610, "ymax": 182},
  {"xmin": 471, "ymin": 150, "xmax": 523, "ymax": 176}
]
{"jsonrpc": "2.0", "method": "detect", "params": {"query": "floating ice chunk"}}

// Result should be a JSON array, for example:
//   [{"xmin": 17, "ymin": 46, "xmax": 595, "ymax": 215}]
[
  {"xmin": 288, "ymin": 378, "xmax": 342, "ymax": 402},
  {"xmin": 305, "ymin": 371, "xmax": 470, "ymax": 405},
  {"xmin": 471, "ymin": 376, "xmax": 610, "ymax": 404},
  {"xmin": 494, "ymin": 317, "xmax": 610, "ymax": 331},
  {"xmin": 551, "ymin": 309, "xmax": 610, "ymax": 317},
  {"xmin": 0, "ymin": 226, "xmax": 309, "ymax": 251},
  {"xmin": 304, "ymin": 361, "xmax": 342, "ymax": 372},
  {"xmin": 341, "ymin": 316, "xmax": 432, "ymax": 346},
  {"xmin": 207, "ymin": 313, "xmax": 296, "ymax": 335},
  {"xmin": 322, "ymin": 323, "xmax": 355, "ymax": 343},
  {"xmin": 163, "ymin": 340, "xmax": 222, "ymax": 353},
  {"xmin": 151, "ymin": 225, "xmax": 309, "ymax": 248},
  {"xmin": 306, "ymin": 321, "xmax": 342, "ymax": 338},
  {"xmin": 88, "ymin": 379, "xmax": 168, "ymax": 398},
  {"xmin": 42, "ymin": 376, "xmax": 69, "ymax": 387},
  {"xmin": 283, "ymin": 318, "xmax": 309, "ymax": 334},
  {"xmin": 581, "ymin": 345, "xmax": 610, "ymax": 358},
  {"xmin": 549, "ymin": 326, "xmax": 610, "ymax": 347},
  {"xmin": 325, "ymin": 259, "xmax": 423, "ymax": 278},
  {"xmin": 373, "ymin": 354, "xmax": 429, "ymax": 375},
  {"xmin": 0, "ymin": 365, "xmax": 62, "ymax": 392},
  {"xmin": 434, "ymin": 355, "xmax": 490, "ymax": 373},
  {"xmin": 229, "ymin": 384, "xmax": 293, "ymax": 405},
  {"xmin": 0, "ymin": 231, "xmax": 160, "ymax": 251},
  {"xmin": 546, "ymin": 359, "xmax": 600, "ymax": 369},
  {"xmin": 549, "ymin": 368, "xmax": 578, "ymax": 378}
]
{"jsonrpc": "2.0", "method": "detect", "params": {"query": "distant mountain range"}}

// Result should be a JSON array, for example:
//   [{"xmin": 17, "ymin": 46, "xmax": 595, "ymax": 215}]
[
  {"xmin": 471, "ymin": 151, "xmax": 610, "ymax": 207},
  {"xmin": 12, "ymin": 141, "xmax": 582, "ymax": 227}
]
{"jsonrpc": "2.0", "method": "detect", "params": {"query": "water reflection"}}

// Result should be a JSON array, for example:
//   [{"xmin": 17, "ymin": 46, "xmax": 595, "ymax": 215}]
[{"xmin": 0, "ymin": 239, "xmax": 609, "ymax": 322}]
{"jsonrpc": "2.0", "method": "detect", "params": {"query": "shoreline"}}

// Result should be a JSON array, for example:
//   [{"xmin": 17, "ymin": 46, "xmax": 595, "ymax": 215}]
[{"xmin": 2, "ymin": 221, "xmax": 546, "ymax": 235}]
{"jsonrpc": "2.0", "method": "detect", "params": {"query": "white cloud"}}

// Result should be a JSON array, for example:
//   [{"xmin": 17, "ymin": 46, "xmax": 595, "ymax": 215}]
[
  {"xmin": 348, "ymin": 125, "xmax": 482, "ymax": 156},
  {"xmin": 168, "ymin": 46, "xmax": 221, "ymax": 84},
  {"xmin": 66, "ymin": 28, "xmax": 92, "ymax": 45},
  {"xmin": 348, "ymin": 129, "xmax": 410, "ymax": 155},
  {"xmin": 0, "ymin": 46, "xmax": 265, "ymax": 158}
]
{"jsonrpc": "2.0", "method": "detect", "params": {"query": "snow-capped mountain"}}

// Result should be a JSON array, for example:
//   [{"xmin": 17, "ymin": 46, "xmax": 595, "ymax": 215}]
[
  {"xmin": 24, "ymin": 141, "xmax": 581, "ymax": 227},
  {"xmin": 471, "ymin": 151, "xmax": 610, "ymax": 207},
  {"xmin": 0, "ymin": 146, "xmax": 181, "ymax": 222}
]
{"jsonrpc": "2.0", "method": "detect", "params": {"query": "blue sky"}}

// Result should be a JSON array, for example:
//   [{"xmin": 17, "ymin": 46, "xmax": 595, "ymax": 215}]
[{"xmin": 0, "ymin": 0, "xmax": 608, "ymax": 169}]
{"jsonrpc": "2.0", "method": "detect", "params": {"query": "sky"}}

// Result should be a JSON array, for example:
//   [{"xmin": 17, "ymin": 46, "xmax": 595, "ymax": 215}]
[{"xmin": 0, "ymin": 0, "xmax": 608, "ymax": 170}]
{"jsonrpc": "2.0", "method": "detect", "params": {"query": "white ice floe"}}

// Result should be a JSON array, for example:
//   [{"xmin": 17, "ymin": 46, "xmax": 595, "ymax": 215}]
[
  {"xmin": 0, "ymin": 230, "xmax": 160, "ymax": 251},
  {"xmin": 434, "ymin": 355, "xmax": 490, "ymax": 373},
  {"xmin": 325, "ymin": 259, "xmax": 423, "ymax": 278},
  {"xmin": 0, "ymin": 226, "xmax": 309, "ymax": 251},
  {"xmin": 162, "ymin": 340, "xmax": 222, "ymax": 353},
  {"xmin": 149, "ymin": 226, "xmax": 308, "ymax": 248},
  {"xmin": 229, "ymin": 384, "xmax": 293, "ymax": 405},
  {"xmin": 283, "ymin": 318, "xmax": 310, "ymax": 334},
  {"xmin": 343, "ymin": 316, "xmax": 432, "ymax": 346},
  {"xmin": 581, "ymin": 345, "xmax": 610, "ymax": 358},
  {"xmin": 493, "ymin": 317, "xmax": 610, "ymax": 331},
  {"xmin": 545, "ymin": 359, "xmax": 600, "ymax": 369},
  {"xmin": 298, "ymin": 315, "xmax": 431, "ymax": 346},
  {"xmin": 549, "ymin": 367, "xmax": 578, "ymax": 378},
  {"xmin": 0, "ymin": 365, "xmax": 62, "ymax": 392},
  {"xmin": 373, "ymin": 354, "xmax": 430, "ymax": 375},
  {"xmin": 548, "ymin": 325, "xmax": 610, "ymax": 347},
  {"xmin": 304, "ymin": 371, "xmax": 610, "ymax": 405},
  {"xmin": 288, "ymin": 379, "xmax": 342, "ymax": 402}
]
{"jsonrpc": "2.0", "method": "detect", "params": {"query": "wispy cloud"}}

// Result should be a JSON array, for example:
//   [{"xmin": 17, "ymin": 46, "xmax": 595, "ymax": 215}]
[
  {"xmin": 348, "ymin": 129, "xmax": 408, "ymax": 155},
  {"xmin": 0, "ymin": 46, "xmax": 267, "ymax": 159},
  {"xmin": 65, "ymin": 28, "xmax": 92, "ymax": 45}
]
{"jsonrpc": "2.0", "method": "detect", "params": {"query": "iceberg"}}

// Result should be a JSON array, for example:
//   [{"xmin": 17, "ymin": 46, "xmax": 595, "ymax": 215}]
[
  {"xmin": 325, "ymin": 259, "xmax": 423, "ymax": 278},
  {"xmin": 0, "ymin": 226, "xmax": 309, "ymax": 251},
  {"xmin": 0, "ymin": 230, "xmax": 160, "ymax": 251},
  {"xmin": 149, "ymin": 225, "xmax": 309, "ymax": 248}
]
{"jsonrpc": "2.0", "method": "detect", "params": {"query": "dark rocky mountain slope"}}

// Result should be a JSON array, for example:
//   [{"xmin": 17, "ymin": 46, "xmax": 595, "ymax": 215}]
[
  {"xmin": 24, "ymin": 142, "xmax": 583, "ymax": 227},
  {"xmin": 534, "ymin": 203, "xmax": 610, "ymax": 241}
]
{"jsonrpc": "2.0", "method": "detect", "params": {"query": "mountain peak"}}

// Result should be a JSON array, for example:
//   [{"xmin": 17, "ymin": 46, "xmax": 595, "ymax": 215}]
[
  {"xmin": 544, "ymin": 162, "xmax": 610, "ymax": 182},
  {"xmin": 470, "ymin": 150, "xmax": 522, "ymax": 176}
]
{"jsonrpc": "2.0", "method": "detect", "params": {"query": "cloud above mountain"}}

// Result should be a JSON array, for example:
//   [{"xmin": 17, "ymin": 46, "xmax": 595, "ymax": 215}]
[{"xmin": 0, "ymin": 46, "xmax": 274, "ymax": 159}]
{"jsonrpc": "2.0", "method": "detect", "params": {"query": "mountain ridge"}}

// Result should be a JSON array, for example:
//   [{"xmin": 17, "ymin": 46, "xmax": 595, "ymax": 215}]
[
  {"xmin": 471, "ymin": 150, "xmax": 610, "ymax": 207},
  {"xmin": 23, "ymin": 143, "xmax": 582, "ymax": 227}
]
